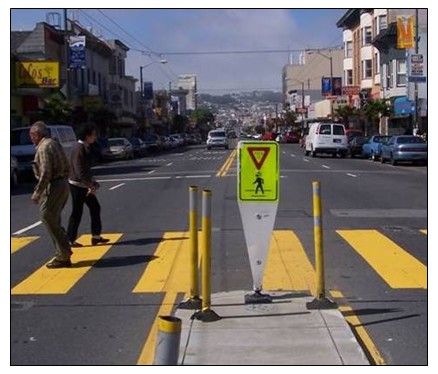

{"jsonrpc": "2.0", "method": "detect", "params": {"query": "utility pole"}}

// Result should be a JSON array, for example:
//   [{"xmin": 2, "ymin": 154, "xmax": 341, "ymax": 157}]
[
  {"xmin": 414, "ymin": 9, "xmax": 419, "ymax": 133},
  {"xmin": 64, "ymin": 9, "xmax": 70, "ymax": 102},
  {"xmin": 329, "ymin": 55, "xmax": 333, "ymax": 120}
]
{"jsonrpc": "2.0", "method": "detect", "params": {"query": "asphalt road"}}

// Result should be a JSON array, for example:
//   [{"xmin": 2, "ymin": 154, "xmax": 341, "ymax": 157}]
[{"xmin": 11, "ymin": 142, "xmax": 427, "ymax": 365}]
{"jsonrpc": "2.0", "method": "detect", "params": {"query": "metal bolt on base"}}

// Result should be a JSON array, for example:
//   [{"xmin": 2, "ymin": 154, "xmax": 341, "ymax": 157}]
[{"xmin": 245, "ymin": 289, "xmax": 273, "ymax": 304}]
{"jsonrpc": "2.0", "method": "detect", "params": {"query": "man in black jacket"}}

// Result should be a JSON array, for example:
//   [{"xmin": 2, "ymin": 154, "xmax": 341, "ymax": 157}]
[{"xmin": 67, "ymin": 124, "xmax": 109, "ymax": 247}]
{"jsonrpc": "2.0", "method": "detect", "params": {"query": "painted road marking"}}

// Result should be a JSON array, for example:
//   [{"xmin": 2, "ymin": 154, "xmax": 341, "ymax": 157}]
[
  {"xmin": 346, "ymin": 173, "xmax": 357, "ymax": 178},
  {"xmin": 303, "ymin": 158, "xmax": 309, "ymax": 162},
  {"xmin": 109, "ymin": 183, "xmax": 125, "ymax": 190},
  {"xmin": 330, "ymin": 290, "xmax": 386, "ymax": 365},
  {"xmin": 337, "ymin": 230, "xmax": 427, "ymax": 288},
  {"xmin": 133, "ymin": 232, "xmax": 191, "ymax": 293},
  {"xmin": 147, "ymin": 170, "xmax": 155, "ymax": 175},
  {"xmin": 166, "ymin": 162, "xmax": 173, "ymax": 166},
  {"xmin": 184, "ymin": 175, "xmax": 211, "ymax": 179},
  {"xmin": 290, "ymin": 154, "xmax": 296, "ymax": 157},
  {"xmin": 11, "ymin": 233, "xmax": 122, "ymax": 295},
  {"xmin": 420, "ymin": 229, "xmax": 427, "ymax": 234},
  {"xmin": 11, "ymin": 237, "xmax": 39, "ymax": 254},
  {"xmin": 98, "ymin": 176, "xmax": 172, "ymax": 182},
  {"xmin": 263, "ymin": 230, "xmax": 315, "ymax": 294},
  {"xmin": 137, "ymin": 292, "xmax": 178, "ymax": 365},
  {"xmin": 12, "ymin": 221, "xmax": 42, "ymax": 235},
  {"xmin": 322, "ymin": 165, "xmax": 330, "ymax": 169},
  {"xmin": 216, "ymin": 149, "xmax": 237, "ymax": 177}
]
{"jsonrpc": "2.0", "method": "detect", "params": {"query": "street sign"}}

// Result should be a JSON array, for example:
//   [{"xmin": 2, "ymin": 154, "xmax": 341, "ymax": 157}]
[
  {"xmin": 297, "ymin": 108, "xmax": 307, "ymax": 114},
  {"xmin": 238, "ymin": 142, "xmax": 279, "ymax": 202},
  {"xmin": 238, "ymin": 141, "xmax": 280, "ymax": 301},
  {"xmin": 409, "ymin": 53, "xmax": 426, "ymax": 83},
  {"xmin": 342, "ymin": 86, "xmax": 361, "ymax": 96}
]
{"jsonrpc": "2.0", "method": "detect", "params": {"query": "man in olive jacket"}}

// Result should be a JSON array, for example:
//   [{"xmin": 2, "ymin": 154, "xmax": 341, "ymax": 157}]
[{"xmin": 67, "ymin": 124, "xmax": 109, "ymax": 247}]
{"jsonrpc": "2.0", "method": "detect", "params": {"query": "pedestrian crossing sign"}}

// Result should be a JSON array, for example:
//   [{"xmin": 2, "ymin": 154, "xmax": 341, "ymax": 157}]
[{"xmin": 238, "ymin": 141, "xmax": 279, "ymax": 202}]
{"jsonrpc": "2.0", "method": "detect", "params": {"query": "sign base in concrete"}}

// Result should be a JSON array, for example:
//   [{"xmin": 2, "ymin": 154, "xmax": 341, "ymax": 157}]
[{"xmin": 245, "ymin": 290, "xmax": 273, "ymax": 304}]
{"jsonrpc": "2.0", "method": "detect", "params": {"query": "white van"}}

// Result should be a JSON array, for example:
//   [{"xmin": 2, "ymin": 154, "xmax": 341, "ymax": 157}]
[
  {"xmin": 11, "ymin": 125, "xmax": 77, "ymax": 172},
  {"xmin": 305, "ymin": 122, "xmax": 348, "ymax": 158}
]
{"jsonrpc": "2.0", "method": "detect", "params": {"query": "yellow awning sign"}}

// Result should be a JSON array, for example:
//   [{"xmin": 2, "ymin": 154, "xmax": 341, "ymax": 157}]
[{"xmin": 238, "ymin": 141, "xmax": 279, "ymax": 202}]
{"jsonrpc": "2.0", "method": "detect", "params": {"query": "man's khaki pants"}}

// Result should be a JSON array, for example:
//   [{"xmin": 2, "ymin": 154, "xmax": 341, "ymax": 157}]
[{"xmin": 40, "ymin": 178, "xmax": 72, "ymax": 261}]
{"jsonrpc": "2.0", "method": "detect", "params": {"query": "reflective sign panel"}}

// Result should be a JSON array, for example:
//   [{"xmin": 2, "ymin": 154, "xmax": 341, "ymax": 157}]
[{"xmin": 238, "ymin": 141, "xmax": 279, "ymax": 202}]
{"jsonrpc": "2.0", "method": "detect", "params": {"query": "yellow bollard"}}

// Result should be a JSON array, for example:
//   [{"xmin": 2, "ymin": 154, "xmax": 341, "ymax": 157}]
[
  {"xmin": 313, "ymin": 181, "xmax": 325, "ymax": 299},
  {"xmin": 306, "ymin": 181, "xmax": 337, "ymax": 310},
  {"xmin": 191, "ymin": 190, "xmax": 221, "ymax": 322},
  {"xmin": 179, "ymin": 186, "xmax": 201, "ymax": 310}
]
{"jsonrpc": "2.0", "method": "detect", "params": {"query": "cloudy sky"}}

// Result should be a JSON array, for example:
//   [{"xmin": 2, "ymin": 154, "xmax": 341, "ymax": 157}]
[{"xmin": 11, "ymin": 9, "xmax": 345, "ymax": 93}]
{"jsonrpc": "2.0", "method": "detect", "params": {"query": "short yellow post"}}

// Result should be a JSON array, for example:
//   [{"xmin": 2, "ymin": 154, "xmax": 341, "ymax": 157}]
[
  {"xmin": 192, "ymin": 190, "xmax": 221, "ymax": 322},
  {"xmin": 154, "ymin": 316, "xmax": 182, "ymax": 365},
  {"xmin": 179, "ymin": 186, "xmax": 201, "ymax": 310},
  {"xmin": 306, "ymin": 181, "xmax": 337, "ymax": 310}
]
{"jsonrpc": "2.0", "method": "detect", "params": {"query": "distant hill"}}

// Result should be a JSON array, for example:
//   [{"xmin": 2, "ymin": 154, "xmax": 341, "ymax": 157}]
[{"xmin": 200, "ymin": 91, "xmax": 282, "ymax": 105}]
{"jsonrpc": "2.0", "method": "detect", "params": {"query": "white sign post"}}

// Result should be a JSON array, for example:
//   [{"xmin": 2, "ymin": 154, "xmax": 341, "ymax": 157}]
[{"xmin": 237, "ymin": 141, "xmax": 280, "ymax": 304}]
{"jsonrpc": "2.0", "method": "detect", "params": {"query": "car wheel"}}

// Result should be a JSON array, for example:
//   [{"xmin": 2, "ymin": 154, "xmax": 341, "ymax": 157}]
[
  {"xmin": 311, "ymin": 149, "xmax": 316, "ymax": 158},
  {"xmin": 207, "ymin": 146, "xmax": 211, "ymax": 150},
  {"xmin": 333, "ymin": 153, "xmax": 337, "ymax": 158},
  {"xmin": 371, "ymin": 152, "xmax": 376, "ymax": 161},
  {"xmin": 304, "ymin": 149, "xmax": 310, "ymax": 156},
  {"xmin": 11, "ymin": 170, "xmax": 18, "ymax": 188},
  {"xmin": 340, "ymin": 153, "xmax": 346, "ymax": 159},
  {"xmin": 391, "ymin": 155, "xmax": 397, "ymax": 166},
  {"xmin": 225, "ymin": 145, "xmax": 229, "ymax": 149}
]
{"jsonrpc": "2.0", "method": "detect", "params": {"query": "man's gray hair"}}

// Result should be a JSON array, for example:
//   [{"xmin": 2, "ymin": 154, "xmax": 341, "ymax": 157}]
[{"xmin": 30, "ymin": 121, "xmax": 49, "ymax": 137}]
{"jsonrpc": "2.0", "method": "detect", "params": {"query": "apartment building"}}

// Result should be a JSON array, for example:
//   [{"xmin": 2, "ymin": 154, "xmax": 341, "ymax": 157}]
[{"xmin": 337, "ymin": 9, "xmax": 383, "ymax": 107}]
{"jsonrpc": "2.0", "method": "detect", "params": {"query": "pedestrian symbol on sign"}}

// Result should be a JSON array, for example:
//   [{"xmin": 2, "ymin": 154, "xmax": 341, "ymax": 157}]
[{"xmin": 253, "ymin": 172, "xmax": 264, "ymax": 194}]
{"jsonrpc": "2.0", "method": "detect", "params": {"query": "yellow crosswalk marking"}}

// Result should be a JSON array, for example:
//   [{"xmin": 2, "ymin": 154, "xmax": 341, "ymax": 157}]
[
  {"xmin": 263, "ymin": 230, "xmax": 316, "ymax": 294},
  {"xmin": 337, "ymin": 230, "xmax": 427, "ymax": 289},
  {"xmin": 11, "ymin": 236, "xmax": 39, "ymax": 254},
  {"xmin": 420, "ymin": 229, "xmax": 427, "ymax": 235},
  {"xmin": 133, "ymin": 232, "xmax": 190, "ymax": 293},
  {"xmin": 11, "ymin": 233, "xmax": 122, "ymax": 295}
]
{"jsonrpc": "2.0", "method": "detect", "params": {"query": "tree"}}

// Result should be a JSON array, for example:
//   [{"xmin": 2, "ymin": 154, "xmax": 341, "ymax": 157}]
[
  {"xmin": 41, "ymin": 95, "xmax": 73, "ymax": 124},
  {"xmin": 334, "ymin": 105, "xmax": 358, "ymax": 129},
  {"xmin": 190, "ymin": 108, "xmax": 215, "ymax": 126},
  {"xmin": 282, "ymin": 109, "xmax": 297, "ymax": 128},
  {"xmin": 362, "ymin": 99, "xmax": 392, "ymax": 135},
  {"xmin": 171, "ymin": 114, "xmax": 188, "ymax": 134}
]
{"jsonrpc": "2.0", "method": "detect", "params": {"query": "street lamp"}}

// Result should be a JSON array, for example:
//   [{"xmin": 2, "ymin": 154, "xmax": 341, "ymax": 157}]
[
  {"xmin": 308, "ymin": 50, "xmax": 333, "ymax": 119},
  {"xmin": 139, "ymin": 59, "xmax": 168, "ymax": 98}
]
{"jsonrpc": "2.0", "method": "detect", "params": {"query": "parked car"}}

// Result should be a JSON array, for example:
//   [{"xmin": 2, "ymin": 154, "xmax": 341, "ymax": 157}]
[
  {"xmin": 11, "ymin": 125, "xmax": 77, "ymax": 173},
  {"xmin": 206, "ymin": 129, "xmax": 229, "ymax": 150},
  {"xmin": 284, "ymin": 131, "xmax": 300, "ymax": 143},
  {"xmin": 11, "ymin": 156, "xmax": 19, "ymax": 188},
  {"xmin": 143, "ymin": 134, "xmax": 162, "ymax": 152},
  {"xmin": 129, "ymin": 137, "xmax": 147, "ymax": 157},
  {"xmin": 305, "ymin": 122, "xmax": 348, "ymax": 158},
  {"xmin": 362, "ymin": 135, "xmax": 391, "ymax": 161},
  {"xmin": 380, "ymin": 136, "xmax": 427, "ymax": 165},
  {"xmin": 106, "ymin": 138, "xmax": 134, "ymax": 160},
  {"xmin": 348, "ymin": 136, "xmax": 369, "ymax": 158},
  {"xmin": 169, "ymin": 134, "xmax": 184, "ymax": 147},
  {"xmin": 345, "ymin": 129, "xmax": 364, "ymax": 143}
]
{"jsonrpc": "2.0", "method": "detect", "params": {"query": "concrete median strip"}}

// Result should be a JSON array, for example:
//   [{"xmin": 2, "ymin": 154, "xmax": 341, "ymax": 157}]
[{"xmin": 176, "ymin": 291, "xmax": 369, "ymax": 365}]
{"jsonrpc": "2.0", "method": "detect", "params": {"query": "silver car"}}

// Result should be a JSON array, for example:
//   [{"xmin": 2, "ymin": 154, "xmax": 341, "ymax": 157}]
[
  {"xmin": 380, "ymin": 135, "xmax": 427, "ymax": 165},
  {"xmin": 206, "ymin": 129, "xmax": 229, "ymax": 150}
]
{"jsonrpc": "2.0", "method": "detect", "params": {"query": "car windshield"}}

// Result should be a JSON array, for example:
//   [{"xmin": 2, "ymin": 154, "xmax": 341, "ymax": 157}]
[
  {"xmin": 374, "ymin": 136, "xmax": 391, "ymax": 143},
  {"xmin": 108, "ymin": 139, "xmax": 125, "ymax": 146},
  {"xmin": 397, "ymin": 137, "xmax": 426, "ymax": 144},
  {"xmin": 210, "ymin": 132, "xmax": 226, "ymax": 138},
  {"xmin": 355, "ymin": 137, "xmax": 368, "ymax": 144},
  {"xmin": 130, "ymin": 138, "xmax": 140, "ymax": 145},
  {"xmin": 333, "ymin": 125, "xmax": 345, "ymax": 135},
  {"xmin": 11, "ymin": 129, "xmax": 34, "ymax": 146}
]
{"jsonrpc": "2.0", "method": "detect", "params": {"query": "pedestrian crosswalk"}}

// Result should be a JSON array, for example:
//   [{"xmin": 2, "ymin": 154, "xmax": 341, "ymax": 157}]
[{"xmin": 11, "ymin": 229, "xmax": 427, "ymax": 295}]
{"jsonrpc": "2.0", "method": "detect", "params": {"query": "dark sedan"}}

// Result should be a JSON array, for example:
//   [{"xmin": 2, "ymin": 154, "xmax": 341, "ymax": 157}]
[
  {"xmin": 380, "ymin": 136, "xmax": 427, "ymax": 165},
  {"xmin": 348, "ymin": 136, "xmax": 369, "ymax": 158}
]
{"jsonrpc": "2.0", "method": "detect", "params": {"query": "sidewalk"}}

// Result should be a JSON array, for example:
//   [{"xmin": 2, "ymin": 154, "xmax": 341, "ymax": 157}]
[{"xmin": 176, "ymin": 291, "xmax": 369, "ymax": 365}]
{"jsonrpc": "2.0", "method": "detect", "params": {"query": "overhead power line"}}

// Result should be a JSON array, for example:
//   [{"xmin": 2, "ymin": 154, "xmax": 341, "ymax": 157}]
[{"xmin": 158, "ymin": 46, "xmax": 342, "ymax": 56}]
